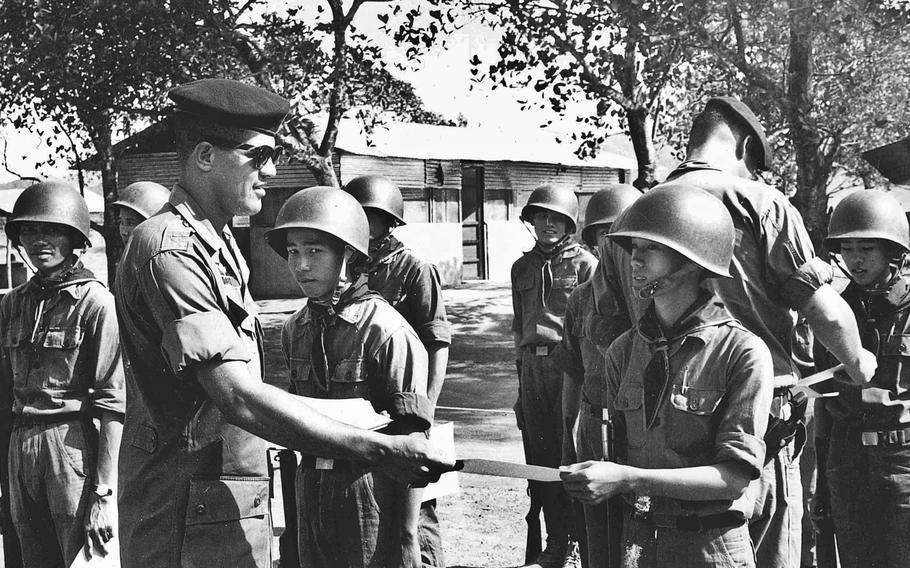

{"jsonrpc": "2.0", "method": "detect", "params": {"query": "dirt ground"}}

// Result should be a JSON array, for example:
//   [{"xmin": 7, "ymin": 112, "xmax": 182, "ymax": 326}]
[{"xmin": 3, "ymin": 240, "xmax": 536, "ymax": 568}]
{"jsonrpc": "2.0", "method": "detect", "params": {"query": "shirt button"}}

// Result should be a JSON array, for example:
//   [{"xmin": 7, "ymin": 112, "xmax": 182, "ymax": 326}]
[
  {"xmin": 291, "ymin": 370, "xmax": 298, "ymax": 378},
  {"xmin": 196, "ymin": 504, "xmax": 206, "ymax": 515},
  {"xmin": 900, "ymin": 344, "xmax": 907, "ymax": 353},
  {"xmin": 253, "ymin": 496, "xmax": 262, "ymax": 507}
]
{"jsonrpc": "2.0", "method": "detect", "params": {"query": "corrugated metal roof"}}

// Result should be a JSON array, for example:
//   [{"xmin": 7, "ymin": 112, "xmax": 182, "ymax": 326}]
[{"xmin": 334, "ymin": 120, "xmax": 637, "ymax": 170}]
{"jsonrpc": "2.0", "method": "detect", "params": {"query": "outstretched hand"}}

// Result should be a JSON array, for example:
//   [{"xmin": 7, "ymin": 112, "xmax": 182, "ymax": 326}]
[
  {"xmin": 560, "ymin": 461, "xmax": 629, "ymax": 505},
  {"xmin": 376, "ymin": 432, "xmax": 456, "ymax": 487}
]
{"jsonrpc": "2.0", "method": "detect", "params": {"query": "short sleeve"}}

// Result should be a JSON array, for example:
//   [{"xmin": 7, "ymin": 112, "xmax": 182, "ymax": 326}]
[
  {"xmin": 404, "ymin": 262, "xmax": 451, "ymax": 346},
  {"xmin": 140, "ymin": 250, "xmax": 252, "ymax": 374},
  {"xmin": 369, "ymin": 322, "xmax": 433, "ymax": 429}
]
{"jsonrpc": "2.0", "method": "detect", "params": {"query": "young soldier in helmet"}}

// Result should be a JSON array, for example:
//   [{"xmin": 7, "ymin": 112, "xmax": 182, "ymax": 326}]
[
  {"xmin": 815, "ymin": 190, "xmax": 910, "ymax": 568},
  {"xmin": 0, "ymin": 182, "xmax": 125, "ymax": 566},
  {"xmin": 551, "ymin": 184, "xmax": 639, "ymax": 568},
  {"xmin": 512, "ymin": 184, "xmax": 596, "ymax": 568},
  {"xmin": 344, "ymin": 174, "xmax": 451, "ymax": 568},
  {"xmin": 112, "ymin": 181, "xmax": 170, "ymax": 244},
  {"xmin": 266, "ymin": 186, "xmax": 433, "ymax": 568},
  {"xmin": 561, "ymin": 185, "xmax": 773, "ymax": 567}
]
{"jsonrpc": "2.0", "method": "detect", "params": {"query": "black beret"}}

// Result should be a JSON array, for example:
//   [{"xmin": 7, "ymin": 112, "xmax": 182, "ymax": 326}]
[
  {"xmin": 707, "ymin": 96, "xmax": 773, "ymax": 171},
  {"xmin": 168, "ymin": 79, "xmax": 291, "ymax": 136}
]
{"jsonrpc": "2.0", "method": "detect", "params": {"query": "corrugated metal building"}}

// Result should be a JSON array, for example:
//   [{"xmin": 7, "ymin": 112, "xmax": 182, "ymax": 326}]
[{"xmin": 83, "ymin": 119, "xmax": 635, "ymax": 297}]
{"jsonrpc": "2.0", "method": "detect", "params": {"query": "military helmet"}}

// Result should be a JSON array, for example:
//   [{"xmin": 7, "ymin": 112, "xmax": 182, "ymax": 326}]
[
  {"xmin": 609, "ymin": 184, "xmax": 734, "ymax": 278},
  {"xmin": 343, "ymin": 175, "xmax": 405, "ymax": 226},
  {"xmin": 113, "ymin": 181, "xmax": 171, "ymax": 220},
  {"xmin": 581, "ymin": 184, "xmax": 641, "ymax": 247},
  {"xmin": 520, "ymin": 185, "xmax": 579, "ymax": 233},
  {"xmin": 6, "ymin": 181, "xmax": 92, "ymax": 248},
  {"xmin": 265, "ymin": 186, "xmax": 369, "ymax": 259},
  {"xmin": 826, "ymin": 190, "xmax": 910, "ymax": 254}
]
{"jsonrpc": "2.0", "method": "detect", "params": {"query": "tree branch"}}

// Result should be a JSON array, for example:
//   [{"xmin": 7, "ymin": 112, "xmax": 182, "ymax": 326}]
[{"xmin": 0, "ymin": 139, "xmax": 41, "ymax": 183}]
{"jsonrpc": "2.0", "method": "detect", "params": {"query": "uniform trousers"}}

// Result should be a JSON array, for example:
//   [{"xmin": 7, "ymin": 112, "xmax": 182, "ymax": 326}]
[
  {"xmin": 296, "ymin": 467, "xmax": 417, "ymax": 568},
  {"xmin": 9, "ymin": 418, "xmax": 95, "ymax": 568},
  {"xmin": 577, "ymin": 400, "xmax": 611, "ymax": 568},
  {"xmin": 827, "ymin": 423, "xmax": 910, "ymax": 568},
  {"xmin": 622, "ymin": 517, "xmax": 754, "ymax": 568},
  {"xmin": 518, "ymin": 348, "xmax": 571, "ymax": 550},
  {"xmin": 749, "ymin": 421, "xmax": 804, "ymax": 567}
]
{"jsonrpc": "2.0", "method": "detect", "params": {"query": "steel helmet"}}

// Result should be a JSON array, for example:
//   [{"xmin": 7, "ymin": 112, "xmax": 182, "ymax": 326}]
[
  {"xmin": 6, "ymin": 181, "xmax": 91, "ymax": 248},
  {"xmin": 609, "ymin": 184, "xmax": 735, "ymax": 278},
  {"xmin": 343, "ymin": 175, "xmax": 405, "ymax": 226},
  {"xmin": 265, "ymin": 186, "xmax": 369, "ymax": 259},
  {"xmin": 113, "ymin": 181, "xmax": 171, "ymax": 220},
  {"xmin": 581, "ymin": 184, "xmax": 641, "ymax": 247},
  {"xmin": 520, "ymin": 185, "xmax": 579, "ymax": 233},
  {"xmin": 825, "ymin": 190, "xmax": 910, "ymax": 253}
]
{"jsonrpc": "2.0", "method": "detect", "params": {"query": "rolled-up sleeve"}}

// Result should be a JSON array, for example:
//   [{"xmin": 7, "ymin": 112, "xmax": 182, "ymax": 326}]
[
  {"xmin": 550, "ymin": 289, "xmax": 584, "ymax": 383},
  {"xmin": 86, "ymin": 288, "xmax": 125, "ymax": 415},
  {"xmin": 713, "ymin": 334, "xmax": 773, "ymax": 479},
  {"xmin": 140, "ymin": 251, "xmax": 251, "ymax": 375},
  {"xmin": 405, "ymin": 263, "xmax": 452, "ymax": 346},
  {"xmin": 763, "ymin": 199, "xmax": 833, "ymax": 310},
  {"xmin": 370, "ymin": 326, "xmax": 433, "ymax": 429}
]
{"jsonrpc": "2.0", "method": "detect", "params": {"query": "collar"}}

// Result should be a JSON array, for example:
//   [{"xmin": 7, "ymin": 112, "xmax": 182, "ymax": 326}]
[
  {"xmin": 25, "ymin": 259, "xmax": 99, "ymax": 300},
  {"xmin": 637, "ymin": 290, "xmax": 734, "ymax": 346},
  {"xmin": 530, "ymin": 238, "xmax": 579, "ymax": 261},
  {"xmin": 368, "ymin": 234, "xmax": 406, "ymax": 267},
  {"xmin": 843, "ymin": 272, "xmax": 910, "ymax": 316},
  {"xmin": 170, "ymin": 184, "xmax": 230, "ymax": 254},
  {"xmin": 666, "ymin": 160, "xmax": 723, "ymax": 180},
  {"xmin": 296, "ymin": 275, "xmax": 379, "ymax": 326}
]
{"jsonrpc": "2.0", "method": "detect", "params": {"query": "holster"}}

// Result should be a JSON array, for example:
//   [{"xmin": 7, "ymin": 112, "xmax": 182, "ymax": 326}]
[{"xmin": 763, "ymin": 391, "xmax": 808, "ymax": 464}]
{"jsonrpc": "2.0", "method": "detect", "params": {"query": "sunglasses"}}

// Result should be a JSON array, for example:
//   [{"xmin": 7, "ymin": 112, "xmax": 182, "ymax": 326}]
[{"xmin": 208, "ymin": 137, "xmax": 286, "ymax": 169}]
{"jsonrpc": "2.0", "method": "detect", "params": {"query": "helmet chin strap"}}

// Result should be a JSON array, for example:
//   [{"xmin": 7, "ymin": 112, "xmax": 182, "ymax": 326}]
[{"xmin": 632, "ymin": 263, "xmax": 702, "ymax": 300}]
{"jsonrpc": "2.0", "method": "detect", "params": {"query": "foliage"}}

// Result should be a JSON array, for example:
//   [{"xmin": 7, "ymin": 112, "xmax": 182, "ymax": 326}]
[{"xmin": 384, "ymin": 0, "xmax": 696, "ymax": 188}]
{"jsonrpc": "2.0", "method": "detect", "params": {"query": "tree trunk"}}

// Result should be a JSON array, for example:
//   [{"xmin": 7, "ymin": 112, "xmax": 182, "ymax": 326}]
[
  {"xmin": 94, "ymin": 125, "xmax": 122, "ymax": 287},
  {"xmin": 311, "ymin": 154, "xmax": 340, "ymax": 188},
  {"xmin": 626, "ymin": 105, "xmax": 658, "ymax": 189},
  {"xmin": 786, "ymin": 0, "xmax": 831, "ymax": 250}
]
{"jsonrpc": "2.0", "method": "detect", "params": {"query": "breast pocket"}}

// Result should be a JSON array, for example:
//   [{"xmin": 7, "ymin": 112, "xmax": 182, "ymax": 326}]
[
  {"xmin": 38, "ymin": 326, "xmax": 83, "ymax": 388},
  {"xmin": 288, "ymin": 357, "xmax": 313, "ymax": 396},
  {"xmin": 614, "ymin": 383, "xmax": 645, "ymax": 449},
  {"xmin": 667, "ymin": 386, "xmax": 724, "ymax": 457},
  {"xmin": 331, "ymin": 358, "xmax": 370, "ymax": 398}
]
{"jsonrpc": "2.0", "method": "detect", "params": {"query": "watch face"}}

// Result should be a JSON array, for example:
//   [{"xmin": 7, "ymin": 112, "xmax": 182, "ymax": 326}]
[{"xmin": 94, "ymin": 484, "xmax": 113, "ymax": 497}]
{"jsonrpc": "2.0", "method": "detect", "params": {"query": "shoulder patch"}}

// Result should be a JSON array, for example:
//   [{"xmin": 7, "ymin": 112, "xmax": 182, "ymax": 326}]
[{"xmin": 161, "ymin": 228, "xmax": 193, "ymax": 251}]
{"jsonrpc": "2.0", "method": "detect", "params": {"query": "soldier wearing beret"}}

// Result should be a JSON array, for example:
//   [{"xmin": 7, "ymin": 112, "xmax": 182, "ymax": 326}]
[
  {"xmin": 597, "ymin": 97, "xmax": 876, "ymax": 567},
  {"xmin": 114, "ymin": 78, "xmax": 453, "ymax": 568}
]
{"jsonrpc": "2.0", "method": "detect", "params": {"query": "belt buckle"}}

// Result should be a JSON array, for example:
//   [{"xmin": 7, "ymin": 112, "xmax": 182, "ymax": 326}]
[
  {"xmin": 535, "ymin": 345, "xmax": 549, "ymax": 356},
  {"xmin": 650, "ymin": 512, "xmax": 676, "ymax": 529},
  {"xmin": 861, "ymin": 431, "xmax": 879, "ymax": 446},
  {"xmin": 315, "ymin": 457, "xmax": 334, "ymax": 470}
]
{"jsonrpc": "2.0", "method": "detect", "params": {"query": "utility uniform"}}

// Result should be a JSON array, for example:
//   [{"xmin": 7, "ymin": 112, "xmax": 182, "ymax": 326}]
[
  {"xmin": 364, "ymin": 233, "xmax": 451, "ymax": 568},
  {"xmin": 817, "ymin": 274, "xmax": 910, "ymax": 568},
  {"xmin": 512, "ymin": 239, "xmax": 596, "ymax": 550},
  {"xmin": 115, "ymin": 186, "xmax": 272, "ymax": 568},
  {"xmin": 282, "ymin": 276, "xmax": 433, "ymax": 568},
  {"xmin": 0, "ymin": 263, "xmax": 124, "ymax": 567},
  {"xmin": 604, "ymin": 292, "xmax": 773, "ymax": 568},
  {"xmin": 551, "ymin": 269, "xmax": 630, "ymax": 567}
]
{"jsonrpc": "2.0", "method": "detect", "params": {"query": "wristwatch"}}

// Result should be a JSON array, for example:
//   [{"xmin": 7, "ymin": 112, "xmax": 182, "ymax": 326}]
[{"xmin": 93, "ymin": 484, "xmax": 114, "ymax": 499}]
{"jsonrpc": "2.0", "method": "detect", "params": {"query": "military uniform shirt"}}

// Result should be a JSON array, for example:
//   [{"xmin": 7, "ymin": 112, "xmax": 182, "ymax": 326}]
[
  {"xmin": 511, "ymin": 241, "xmax": 597, "ymax": 347},
  {"xmin": 114, "ymin": 185, "xmax": 271, "ymax": 568},
  {"xmin": 365, "ymin": 235, "xmax": 451, "ymax": 347},
  {"xmin": 0, "ymin": 268, "xmax": 124, "ymax": 418},
  {"xmin": 281, "ymin": 290, "xmax": 433, "ymax": 428},
  {"xmin": 605, "ymin": 293, "xmax": 773, "ymax": 518}
]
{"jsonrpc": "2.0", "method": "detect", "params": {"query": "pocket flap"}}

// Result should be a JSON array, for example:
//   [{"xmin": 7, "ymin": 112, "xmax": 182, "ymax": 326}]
[
  {"xmin": 42, "ymin": 326, "xmax": 83, "ymax": 349},
  {"xmin": 516, "ymin": 277, "xmax": 536, "ymax": 291},
  {"xmin": 185, "ymin": 476, "xmax": 270, "ymax": 526},
  {"xmin": 128, "ymin": 422, "xmax": 158, "ymax": 454},
  {"xmin": 669, "ymin": 386, "xmax": 724, "ymax": 416},
  {"xmin": 614, "ymin": 383, "xmax": 644, "ymax": 411}
]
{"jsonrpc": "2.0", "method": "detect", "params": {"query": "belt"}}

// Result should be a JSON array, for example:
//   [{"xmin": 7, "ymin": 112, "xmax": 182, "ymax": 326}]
[
  {"xmin": 833, "ymin": 423, "xmax": 910, "ymax": 447},
  {"xmin": 298, "ymin": 455, "xmax": 360, "ymax": 473},
  {"xmin": 525, "ymin": 343, "xmax": 557, "ymax": 356},
  {"xmin": 13, "ymin": 412, "xmax": 86, "ymax": 428},
  {"xmin": 630, "ymin": 509, "xmax": 745, "ymax": 532}
]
